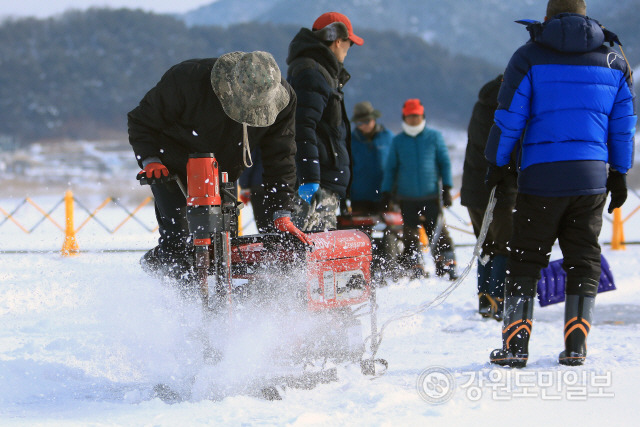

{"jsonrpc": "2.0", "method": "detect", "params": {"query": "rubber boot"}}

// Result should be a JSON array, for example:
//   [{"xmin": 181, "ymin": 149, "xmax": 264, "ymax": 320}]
[
  {"xmin": 559, "ymin": 277, "xmax": 598, "ymax": 366},
  {"xmin": 487, "ymin": 254, "xmax": 508, "ymax": 321},
  {"xmin": 490, "ymin": 276, "xmax": 537, "ymax": 368},
  {"xmin": 436, "ymin": 250, "xmax": 458, "ymax": 281},
  {"xmin": 490, "ymin": 296, "xmax": 504, "ymax": 322},
  {"xmin": 482, "ymin": 294, "xmax": 504, "ymax": 321},
  {"xmin": 477, "ymin": 258, "xmax": 492, "ymax": 318},
  {"xmin": 141, "ymin": 245, "xmax": 194, "ymax": 282},
  {"xmin": 400, "ymin": 227, "xmax": 427, "ymax": 279}
]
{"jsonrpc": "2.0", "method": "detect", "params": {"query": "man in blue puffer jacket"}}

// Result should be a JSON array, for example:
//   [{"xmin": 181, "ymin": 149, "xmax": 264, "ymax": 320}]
[
  {"xmin": 381, "ymin": 98, "xmax": 458, "ymax": 280},
  {"xmin": 485, "ymin": 0, "xmax": 636, "ymax": 368}
]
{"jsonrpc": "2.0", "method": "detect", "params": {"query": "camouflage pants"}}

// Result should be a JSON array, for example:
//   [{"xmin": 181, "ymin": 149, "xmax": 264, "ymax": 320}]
[{"xmin": 292, "ymin": 187, "xmax": 340, "ymax": 232}]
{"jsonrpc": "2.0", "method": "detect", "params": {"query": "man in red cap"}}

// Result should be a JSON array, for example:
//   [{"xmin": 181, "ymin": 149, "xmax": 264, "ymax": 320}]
[
  {"xmin": 286, "ymin": 12, "xmax": 363, "ymax": 231},
  {"xmin": 381, "ymin": 99, "xmax": 458, "ymax": 280}
]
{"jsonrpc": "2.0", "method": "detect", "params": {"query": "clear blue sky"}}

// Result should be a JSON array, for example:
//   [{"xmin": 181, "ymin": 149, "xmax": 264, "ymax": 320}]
[{"xmin": 1, "ymin": 1, "xmax": 217, "ymax": 19}]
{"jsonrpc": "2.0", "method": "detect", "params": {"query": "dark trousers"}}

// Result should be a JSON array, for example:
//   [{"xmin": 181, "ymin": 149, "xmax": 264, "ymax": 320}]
[
  {"xmin": 508, "ymin": 193, "xmax": 607, "ymax": 285},
  {"xmin": 350, "ymin": 200, "xmax": 384, "ymax": 215},
  {"xmin": 150, "ymin": 179, "xmax": 191, "ymax": 255},
  {"xmin": 400, "ymin": 199, "xmax": 454, "ymax": 262},
  {"xmin": 468, "ymin": 206, "xmax": 513, "ymax": 257},
  {"xmin": 248, "ymin": 186, "xmax": 272, "ymax": 233}
]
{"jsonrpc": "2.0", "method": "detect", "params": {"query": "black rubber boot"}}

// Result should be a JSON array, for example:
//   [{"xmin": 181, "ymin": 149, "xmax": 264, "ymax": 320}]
[
  {"xmin": 397, "ymin": 254, "xmax": 428, "ymax": 279},
  {"xmin": 479, "ymin": 293, "xmax": 504, "ymax": 320},
  {"xmin": 140, "ymin": 245, "xmax": 195, "ymax": 288},
  {"xmin": 435, "ymin": 258, "xmax": 447, "ymax": 277},
  {"xmin": 485, "ymin": 295, "xmax": 504, "ymax": 322},
  {"xmin": 436, "ymin": 250, "xmax": 458, "ymax": 281},
  {"xmin": 399, "ymin": 227, "xmax": 428, "ymax": 279},
  {"xmin": 490, "ymin": 276, "xmax": 537, "ymax": 368},
  {"xmin": 559, "ymin": 277, "xmax": 598, "ymax": 366},
  {"xmin": 478, "ymin": 293, "xmax": 491, "ymax": 318},
  {"xmin": 410, "ymin": 264, "xmax": 428, "ymax": 279}
]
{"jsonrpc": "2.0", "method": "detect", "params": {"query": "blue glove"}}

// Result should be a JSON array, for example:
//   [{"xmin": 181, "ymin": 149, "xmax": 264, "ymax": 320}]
[{"xmin": 298, "ymin": 183, "xmax": 320, "ymax": 204}]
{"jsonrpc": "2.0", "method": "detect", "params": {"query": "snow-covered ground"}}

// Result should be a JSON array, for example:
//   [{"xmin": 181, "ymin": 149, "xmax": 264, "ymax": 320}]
[
  {"xmin": 2, "ymin": 132, "xmax": 640, "ymax": 425},
  {"xmin": 1, "ymin": 191, "xmax": 640, "ymax": 426}
]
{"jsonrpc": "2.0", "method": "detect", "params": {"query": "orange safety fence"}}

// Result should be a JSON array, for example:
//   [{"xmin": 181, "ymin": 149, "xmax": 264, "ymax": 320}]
[
  {"xmin": 0, "ymin": 188, "xmax": 250, "ymax": 256},
  {"xmin": 0, "ymin": 190, "xmax": 157, "ymax": 256},
  {"xmin": 1, "ymin": 190, "xmax": 475, "ymax": 255},
  {"xmin": 2, "ymin": 188, "xmax": 633, "ymax": 254}
]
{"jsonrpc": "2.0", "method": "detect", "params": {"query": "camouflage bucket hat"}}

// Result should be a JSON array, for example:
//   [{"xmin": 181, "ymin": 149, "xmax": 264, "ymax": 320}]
[{"xmin": 211, "ymin": 51, "xmax": 289, "ymax": 127}]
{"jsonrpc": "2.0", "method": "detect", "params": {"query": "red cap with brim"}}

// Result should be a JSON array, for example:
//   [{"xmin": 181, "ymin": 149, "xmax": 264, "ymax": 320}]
[
  {"xmin": 312, "ymin": 12, "xmax": 364, "ymax": 46},
  {"xmin": 402, "ymin": 99, "xmax": 425, "ymax": 116}
]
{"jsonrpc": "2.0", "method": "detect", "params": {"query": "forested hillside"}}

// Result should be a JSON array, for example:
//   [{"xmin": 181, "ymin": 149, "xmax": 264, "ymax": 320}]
[{"xmin": 0, "ymin": 8, "xmax": 499, "ymax": 145}]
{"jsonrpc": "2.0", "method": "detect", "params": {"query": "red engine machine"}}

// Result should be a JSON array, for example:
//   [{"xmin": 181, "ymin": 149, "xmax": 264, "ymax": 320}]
[
  {"xmin": 142, "ymin": 153, "xmax": 384, "ymax": 394},
  {"xmin": 231, "ymin": 230, "xmax": 372, "ymax": 311},
  {"xmin": 337, "ymin": 208, "xmax": 405, "ymax": 285}
]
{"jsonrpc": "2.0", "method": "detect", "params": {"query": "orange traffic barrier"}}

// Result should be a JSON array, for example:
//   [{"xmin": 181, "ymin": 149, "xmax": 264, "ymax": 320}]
[
  {"xmin": 611, "ymin": 207, "xmax": 626, "ymax": 250},
  {"xmin": 61, "ymin": 190, "xmax": 80, "ymax": 256}
]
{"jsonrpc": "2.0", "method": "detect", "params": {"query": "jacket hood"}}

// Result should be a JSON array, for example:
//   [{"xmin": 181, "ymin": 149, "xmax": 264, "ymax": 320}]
[
  {"xmin": 287, "ymin": 28, "xmax": 343, "ymax": 78},
  {"xmin": 521, "ymin": 14, "xmax": 609, "ymax": 53}
]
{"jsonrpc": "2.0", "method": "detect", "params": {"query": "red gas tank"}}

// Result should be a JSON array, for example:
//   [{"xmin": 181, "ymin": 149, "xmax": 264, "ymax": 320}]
[{"xmin": 231, "ymin": 229, "xmax": 372, "ymax": 311}]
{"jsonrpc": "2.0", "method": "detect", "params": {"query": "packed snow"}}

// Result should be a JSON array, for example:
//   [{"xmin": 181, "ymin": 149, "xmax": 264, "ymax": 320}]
[{"xmin": 1, "ymin": 185, "xmax": 639, "ymax": 426}]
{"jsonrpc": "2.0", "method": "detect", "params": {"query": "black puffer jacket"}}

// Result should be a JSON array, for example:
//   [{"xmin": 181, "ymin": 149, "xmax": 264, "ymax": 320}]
[
  {"xmin": 460, "ymin": 74, "xmax": 517, "ymax": 209},
  {"xmin": 128, "ymin": 58, "xmax": 297, "ymax": 212},
  {"xmin": 286, "ymin": 29, "xmax": 352, "ymax": 198}
]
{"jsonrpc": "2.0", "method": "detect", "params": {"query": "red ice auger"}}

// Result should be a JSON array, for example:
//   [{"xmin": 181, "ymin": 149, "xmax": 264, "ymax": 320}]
[{"xmin": 141, "ymin": 152, "xmax": 387, "ymax": 399}]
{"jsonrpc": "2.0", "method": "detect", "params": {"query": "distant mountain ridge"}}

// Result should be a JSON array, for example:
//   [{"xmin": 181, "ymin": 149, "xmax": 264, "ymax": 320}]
[
  {"xmin": 0, "ymin": 9, "xmax": 499, "ymax": 145},
  {"xmin": 2, "ymin": 3, "xmax": 637, "ymax": 145},
  {"xmin": 183, "ymin": 0, "xmax": 640, "ymax": 67}
]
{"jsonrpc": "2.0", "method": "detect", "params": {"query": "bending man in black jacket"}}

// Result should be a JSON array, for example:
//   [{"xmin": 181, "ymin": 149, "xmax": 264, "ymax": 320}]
[
  {"xmin": 128, "ymin": 51, "xmax": 310, "ymax": 283},
  {"xmin": 286, "ymin": 12, "xmax": 363, "ymax": 231}
]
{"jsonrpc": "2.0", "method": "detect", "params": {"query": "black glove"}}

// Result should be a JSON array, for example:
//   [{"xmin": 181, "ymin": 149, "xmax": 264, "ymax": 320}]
[
  {"xmin": 442, "ymin": 186, "xmax": 453, "ymax": 208},
  {"xmin": 381, "ymin": 192, "xmax": 393, "ymax": 210},
  {"xmin": 485, "ymin": 164, "xmax": 510, "ymax": 191},
  {"xmin": 606, "ymin": 169, "xmax": 627, "ymax": 214}
]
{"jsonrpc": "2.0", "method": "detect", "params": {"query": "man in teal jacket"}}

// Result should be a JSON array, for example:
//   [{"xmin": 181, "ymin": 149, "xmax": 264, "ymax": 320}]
[
  {"xmin": 350, "ymin": 101, "xmax": 394, "ymax": 213},
  {"xmin": 381, "ymin": 99, "xmax": 458, "ymax": 280}
]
